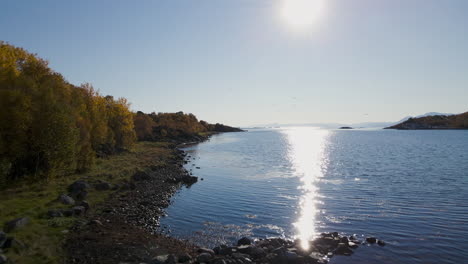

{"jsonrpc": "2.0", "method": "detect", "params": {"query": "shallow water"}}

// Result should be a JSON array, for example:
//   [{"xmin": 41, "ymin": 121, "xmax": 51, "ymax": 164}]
[{"xmin": 159, "ymin": 128, "xmax": 468, "ymax": 264}]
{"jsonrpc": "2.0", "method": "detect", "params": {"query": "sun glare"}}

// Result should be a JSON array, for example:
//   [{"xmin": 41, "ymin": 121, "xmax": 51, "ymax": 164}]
[
  {"xmin": 284, "ymin": 127, "xmax": 329, "ymax": 250},
  {"xmin": 280, "ymin": 0, "xmax": 326, "ymax": 30}
]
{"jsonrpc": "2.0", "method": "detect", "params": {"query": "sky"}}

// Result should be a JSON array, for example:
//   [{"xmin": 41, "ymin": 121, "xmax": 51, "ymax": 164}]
[{"xmin": 1, "ymin": 0, "xmax": 467, "ymax": 127}]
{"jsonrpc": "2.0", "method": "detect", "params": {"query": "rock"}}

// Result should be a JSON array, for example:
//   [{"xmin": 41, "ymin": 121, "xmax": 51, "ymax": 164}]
[
  {"xmin": 366, "ymin": 237, "xmax": 377, "ymax": 244},
  {"xmin": 237, "ymin": 237, "xmax": 252, "ymax": 246},
  {"xmin": 249, "ymin": 247, "xmax": 266, "ymax": 259},
  {"xmin": 151, "ymin": 255, "xmax": 168, "ymax": 264},
  {"xmin": 0, "ymin": 254, "xmax": 6, "ymax": 264},
  {"xmin": 331, "ymin": 232, "xmax": 339, "ymax": 237},
  {"xmin": 72, "ymin": 206, "xmax": 86, "ymax": 216},
  {"xmin": 165, "ymin": 254, "xmax": 177, "ymax": 264},
  {"xmin": 177, "ymin": 253, "xmax": 192, "ymax": 263},
  {"xmin": 377, "ymin": 240, "xmax": 386, "ymax": 246},
  {"xmin": 3, "ymin": 237, "xmax": 25, "ymax": 250},
  {"xmin": 95, "ymin": 182, "xmax": 112, "ymax": 191},
  {"xmin": 67, "ymin": 180, "xmax": 90, "ymax": 193},
  {"xmin": 219, "ymin": 247, "xmax": 234, "ymax": 255},
  {"xmin": 132, "ymin": 170, "xmax": 151, "ymax": 181},
  {"xmin": 335, "ymin": 243, "xmax": 353, "ymax": 255},
  {"xmin": 237, "ymin": 245, "xmax": 252, "ymax": 254},
  {"xmin": 231, "ymin": 253, "xmax": 250, "ymax": 259},
  {"xmin": 348, "ymin": 241, "xmax": 358, "ymax": 248},
  {"xmin": 198, "ymin": 248, "xmax": 215, "ymax": 255},
  {"xmin": 4, "ymin": 217, "xmax": 29, "ymax": 232},
  {"xmin": 58, "ymin": 194, "xmax": 75, "ymax": 205},
  {"xmin": 197, "ymin": 253, "xmax": 212, "ymax": 263},
  {"xmin": 78, "ymin": 200, "xmax": 90, "ymax": 212},
  {"xmin": 212, "ymin": 258, "xmax": 227, "ymax": 264},
  {"xmin": 73, "ymin": 190, "xmax": 88, "ymax": 201},
  {"xmin": 181, "ymin": 175, "xmax": 198, "ymax": 185},
  {"xmin": 47, "ymin": 209, "xmax": 63, "ymax": 218}
]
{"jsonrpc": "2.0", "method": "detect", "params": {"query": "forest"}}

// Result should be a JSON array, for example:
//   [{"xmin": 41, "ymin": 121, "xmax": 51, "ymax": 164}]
[{"xmin": 0, "ymin": 42, "xmax": 241, "ymax": 188}]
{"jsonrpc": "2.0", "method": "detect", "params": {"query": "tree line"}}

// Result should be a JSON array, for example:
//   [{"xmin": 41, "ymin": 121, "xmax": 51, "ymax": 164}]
[{"xmin": 0, "ymin": 42, "xmax": 241, "ymax": 187}]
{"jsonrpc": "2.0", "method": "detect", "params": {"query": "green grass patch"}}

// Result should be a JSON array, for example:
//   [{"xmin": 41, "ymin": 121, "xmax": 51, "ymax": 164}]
[{"xmin": 0, "ymin": 141, "xmax": 173, "ymax": 263}]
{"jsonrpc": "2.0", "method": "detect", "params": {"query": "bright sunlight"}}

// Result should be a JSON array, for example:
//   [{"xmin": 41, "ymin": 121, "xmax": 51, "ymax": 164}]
[{"xmin": 280, "ymin": 0, "xmax": 326, "ymax": 30}]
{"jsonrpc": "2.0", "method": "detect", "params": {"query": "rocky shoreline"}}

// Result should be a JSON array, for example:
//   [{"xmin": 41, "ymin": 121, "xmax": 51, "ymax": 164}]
[{"xmin": 60, "ymin": 135, "xmax": 384, "ymax": 264}]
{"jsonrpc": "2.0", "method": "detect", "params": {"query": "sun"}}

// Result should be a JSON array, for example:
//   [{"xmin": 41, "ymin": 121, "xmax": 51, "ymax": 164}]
[{"xmin": 280, "ymin": 0, "xmax": 326, "ymax": 30}]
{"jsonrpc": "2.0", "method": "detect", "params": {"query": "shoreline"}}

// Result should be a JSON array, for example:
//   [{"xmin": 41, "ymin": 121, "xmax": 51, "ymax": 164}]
[{"xmin": 63, "ymin": 133, "xmax": 385, "ymax": 264}]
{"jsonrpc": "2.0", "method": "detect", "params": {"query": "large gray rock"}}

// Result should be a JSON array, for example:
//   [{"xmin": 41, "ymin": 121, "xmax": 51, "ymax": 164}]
[
  {"xmin": 58, "ymin": 194, "xmax": 75, "ymax": 205},
  {"xmin": 4, "ymin": 217, "xmax": 29, "ymax": 232}
]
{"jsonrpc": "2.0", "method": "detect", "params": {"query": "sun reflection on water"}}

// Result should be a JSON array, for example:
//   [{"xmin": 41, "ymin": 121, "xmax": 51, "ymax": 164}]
[{"xmin": 283, "ymin": 127, "xmax": 329, "ymax": 249}]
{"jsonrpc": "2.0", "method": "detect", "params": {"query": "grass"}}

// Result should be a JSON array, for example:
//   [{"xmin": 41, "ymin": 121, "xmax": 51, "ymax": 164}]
[{"xmin": 0, "ymin": 141, "xmax": 174, "ymax": 264}]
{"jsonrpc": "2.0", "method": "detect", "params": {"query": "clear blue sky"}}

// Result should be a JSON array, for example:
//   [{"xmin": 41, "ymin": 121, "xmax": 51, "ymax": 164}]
[{"xmin": 1, "ymin": 0, "xmax": 467, "ymax": 126}]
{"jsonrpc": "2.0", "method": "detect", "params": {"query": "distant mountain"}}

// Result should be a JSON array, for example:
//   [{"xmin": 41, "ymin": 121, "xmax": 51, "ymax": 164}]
[
  {"xmin": 386, "ymin": 112, "xmax": 468, "ymax": 130},
  {"xmin": 396, "ymin": 112, "xmax": 454, "ymax": 124}
]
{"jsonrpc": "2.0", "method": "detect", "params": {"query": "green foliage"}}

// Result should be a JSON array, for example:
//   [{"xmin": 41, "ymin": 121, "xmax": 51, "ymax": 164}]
[{"xmin": 0, "ymin": 42, "xmax": 136, "ymax": 185}]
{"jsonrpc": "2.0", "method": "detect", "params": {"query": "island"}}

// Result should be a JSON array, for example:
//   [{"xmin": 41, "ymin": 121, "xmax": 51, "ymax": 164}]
[{"xmin": 385, "ymin": 112, "xmax": 468, "ymax": 130}]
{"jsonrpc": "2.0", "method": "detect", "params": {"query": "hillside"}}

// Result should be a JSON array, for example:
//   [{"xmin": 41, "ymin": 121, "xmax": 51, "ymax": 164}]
[{"xmin": 385, "ymin": 112, "xmax": 468, "ymax": 130}]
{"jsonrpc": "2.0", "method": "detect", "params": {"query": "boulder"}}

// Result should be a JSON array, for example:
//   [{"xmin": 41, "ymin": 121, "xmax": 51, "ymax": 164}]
[
  {"xmin": 212, "ymin": 258, "xmax": 227, "ymax": 264},
  {"xmin": 366, "ymin": 237, "xmax": 377, "ymax": 244},
  {"xmin": 165, "ymin": 254, "xmax": 177, "ymax": 264},
  {"xmin": 181, "ymin": 175, "xmax": 198, "ymax": 185},
  {"xmin": 377, "ymin": 240, "xmax": 386, "ymax": 246},
  {"xmin": 78, "ymin": 200, "xmax": 90, "ymax": 212},
  {"xmin": 150, "ymin": 254, "xmax": 168, "ymax": 264},
  {"xmin": 334, "ymin": 243, "xmax": 353, "ymax": 255},
  {"xmin": 67, "ymin": 180, "xmax": 90, "ymax": 193},
  {"xmin": 73, "ymin": 190, "xmax": 88, "ymax": 201},
  {"xmin": 197, "ymin": 253, "xmax": 212, "ymax": 263},
  {"xmin": 197, "ymin": 248, "xmax": 215, "ymax": 255},
  {"xmin": 4, "ymin": 217, "xmax": 29, "ymax": 232},
  {"xmin": 237, "ymin": 237, "xmax": 252, "ymax": 246},
  {"xmin": 72, "ymin": 206, "xmax": 86, "ymax": 216},
  {"xmin": 177, "ymin": 253, "xmax": 192, "ymax": 263},
  {"xmin": 47, "ymin": 209, "xmax": 63, "ymax": 218},
  {"xmin": 58, "ymin": 194, "xmax": 75, "ymax": 205},
  {"xmin": 3, "ymin": 237, "xmax": 25, "ymax": 250}
]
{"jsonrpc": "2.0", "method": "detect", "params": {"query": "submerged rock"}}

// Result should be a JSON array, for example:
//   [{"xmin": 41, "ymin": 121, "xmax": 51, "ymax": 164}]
[{"xmin": 366, "ymin": 237, "xmax": 377, "ymax": 244}]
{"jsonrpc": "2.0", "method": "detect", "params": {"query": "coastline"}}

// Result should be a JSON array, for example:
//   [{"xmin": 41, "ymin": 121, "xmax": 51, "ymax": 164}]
[{"xmin": 63, "ymin": 133, "xmax": 384, "ymax": 264}]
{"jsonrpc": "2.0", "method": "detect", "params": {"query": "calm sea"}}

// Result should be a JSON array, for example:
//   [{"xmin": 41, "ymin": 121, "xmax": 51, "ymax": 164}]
[{"xmin": 159, "ymin": 128, "xmax": 468, "ymax": 264}]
